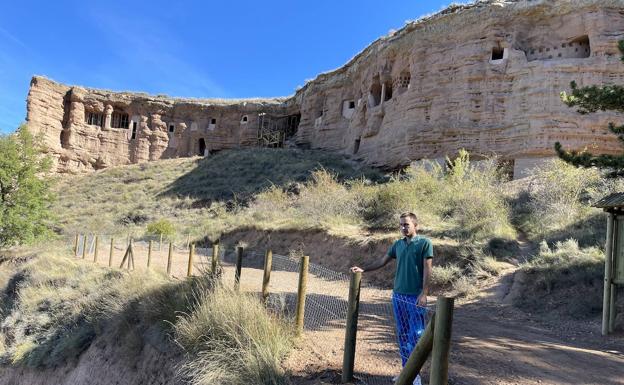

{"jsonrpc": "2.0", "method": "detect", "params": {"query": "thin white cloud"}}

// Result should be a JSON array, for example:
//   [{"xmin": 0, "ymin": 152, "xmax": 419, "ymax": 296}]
[
  {"xmin": 84, "ymin": 4, "xmax": 227, "ymax": 98},
  {"xmin": 0, "ymin": 26, "xmax": 28, "ymax": 50}
]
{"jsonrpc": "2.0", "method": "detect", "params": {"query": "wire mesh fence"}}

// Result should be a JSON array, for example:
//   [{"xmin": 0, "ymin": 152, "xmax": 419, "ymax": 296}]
[{"xmin": 69, "ymin": 234, "xmax": 434, "ymax": 385}]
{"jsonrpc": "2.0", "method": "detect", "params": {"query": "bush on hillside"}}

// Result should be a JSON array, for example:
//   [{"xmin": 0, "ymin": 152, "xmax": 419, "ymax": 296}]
[
  {"xmin": 146, "ymin": 218, "xmax": 177, "ymax": 239},
  {"xmin": 514, "ymin": 239, "xmax": 604, "ymax": 318},
  {"xmin": 362, "ymin": 150, "xmax": 515, "ymax": 240},
  {"xmin": 514, "ymin": 159, "xmax": 624, "ymax": 245}
]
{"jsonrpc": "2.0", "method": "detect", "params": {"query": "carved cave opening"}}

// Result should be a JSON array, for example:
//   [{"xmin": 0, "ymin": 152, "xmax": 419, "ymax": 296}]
[
  {"xmin": 491, "ymin": 47, "xmax": 504, "ymax": 60},
  {"xmin": 257, "ymin": 112, "xmax": 300, "ymax": 148},
  {"xmin": 353, "ymin": 137, "xmax": 361, "ymax": 154},
  {"xmin": 198, "ymin": 138, "xmax": 206, "ymax": 156},
  {"xmin": 111, "ymin": 110, "xmax": 129, "ymax": 129},
  {"xmin": 384, "ymin": 80, "xmax": 393, "ymax": 101},
  {"xmin": 85, "ymin": 111, "xmax": 103, "ymax": 127},
  {"xmin": 370, "ymin": 76, "xmax": 382, "ymax": 107},
  {"xmin": 524, "ymin": 34, "xmax": 590, "ymax": 61}
]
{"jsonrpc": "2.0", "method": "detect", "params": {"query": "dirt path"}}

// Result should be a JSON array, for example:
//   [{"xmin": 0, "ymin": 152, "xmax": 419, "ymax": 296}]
[
  {"xmin": 282, "ymin": 257, "xmax": 624, "ymax": 385},
  {"xmin": 78, "ymin": 241, "xmax": 624, "ymax": 384}
]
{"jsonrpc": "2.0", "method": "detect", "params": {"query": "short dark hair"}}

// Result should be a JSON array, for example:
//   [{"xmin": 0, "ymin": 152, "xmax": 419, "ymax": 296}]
[{"xmin": 399, "ymin": 212, "xmax": 418, "ymax": 224}]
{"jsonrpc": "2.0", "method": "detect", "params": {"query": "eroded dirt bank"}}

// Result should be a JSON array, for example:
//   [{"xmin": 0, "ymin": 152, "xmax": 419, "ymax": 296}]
[
  {"xmin": 0, "ymin": 332, "xmax": 184, "ymax": 385},
  {"xmin": 219, "ymin": 227, "xmax": 461, "ymax": 289}
]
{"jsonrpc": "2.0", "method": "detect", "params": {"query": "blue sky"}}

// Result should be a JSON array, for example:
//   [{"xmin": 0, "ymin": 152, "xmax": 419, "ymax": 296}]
[{"xmin": 0, "ymin": 0, "xmax": 461, "ymax": 134}]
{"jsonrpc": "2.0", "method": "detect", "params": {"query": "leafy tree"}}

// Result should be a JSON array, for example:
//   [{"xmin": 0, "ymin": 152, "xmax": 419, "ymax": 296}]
[
  {"xmin": 0, "ymin": 126, "xmax": 54, "ymax": 246},
  {"xmin": 555, "ymin": 40, "xmax": 624, "ymax": 176}
]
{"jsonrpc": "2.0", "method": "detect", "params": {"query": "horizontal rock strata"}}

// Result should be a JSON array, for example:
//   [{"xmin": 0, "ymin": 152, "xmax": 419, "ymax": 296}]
[{"xmin": 26, "ymin": 0, "xmax": 624, "ymax": 177}]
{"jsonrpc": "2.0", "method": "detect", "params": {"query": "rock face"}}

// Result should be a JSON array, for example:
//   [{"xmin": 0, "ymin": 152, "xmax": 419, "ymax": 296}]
[
  {"xmin": 27, "ymin": 77, "xmax": 298, "ymax": 172},
  {"xmin": 26, "ymin": 0, "xmax": 624, "ymax": 176}
]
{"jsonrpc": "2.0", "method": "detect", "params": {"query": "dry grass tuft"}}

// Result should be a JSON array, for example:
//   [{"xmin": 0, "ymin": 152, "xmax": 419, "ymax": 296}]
[{"xmin": 174, "ymin": 284, "xmax": 293, "ymax": 385}]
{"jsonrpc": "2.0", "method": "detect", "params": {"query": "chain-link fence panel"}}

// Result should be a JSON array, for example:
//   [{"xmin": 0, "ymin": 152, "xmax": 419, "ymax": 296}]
[{"xmin": 68, "ymin": 236, "xmax": 437, "ymax": 384}]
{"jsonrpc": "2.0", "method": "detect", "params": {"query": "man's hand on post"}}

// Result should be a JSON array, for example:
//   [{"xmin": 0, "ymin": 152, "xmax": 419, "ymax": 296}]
[
  {"xmin": 350, "ymin": 266, "xmax": 364, "ymax": 273},
  {"xmin": 417, "ymin": 294, "xmax": 427, "ymax": 307}
]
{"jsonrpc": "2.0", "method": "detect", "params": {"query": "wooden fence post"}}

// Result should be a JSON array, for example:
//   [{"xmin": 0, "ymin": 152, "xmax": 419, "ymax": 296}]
[
  {"xmin": 211, "ymin": 242, "xmax": 220, "ymax": 273},
  {"xmin": 395, "ymin": 313, "xmax": 436, "ymax": 385},
  {"xmin": 430, "ymin": 297, "xmax": 455, "ymax": 385},
  {"xmin": 73, "ymin": 234, "xmax": 79, "ymax": 256},
  {"xmin": 608, "ymin": 217, "xmax": 619, "ymax": 334},
  {"xmin": 128, "ymin": 238, "xmax": 134, "ymax": 270},
  {"xmin": 93, "ymin": 235, "xmax": 99, "ymax": 263},
  {"xmin": 234, "ymin": 246, "xmax": 243, "ymax": 291},
  {"xmin": 295, "ymin": 255, "xmax": 309, "ymax": 336},
  {"xmin": 603, "ymin": 213, "xmax": 615, "ymax": 335},
  {"xmin": 342, "ymin": 270, "xmax": 362, "ymax": 383},
  {"xmin": 119, "ymin": 240, "xmax": 135, "ymax": 270},
  {"xmin": 82, "ymin": 234, "xmax": 88, "ymax": 259},
  {"xmin": 262, "ymin": 249, "xmax": 273, "ymax": 302},
  {"xmin": 167, "ymin": 241, "xmax": 173, "ymax": 276},
  {"xmin": 108, "ymin": 238, "xmax": 114, "ymax": 267},
  {"xmin": 609, "ymin": 287, "xmax": 618, "ymax": 333},
  {"xmin": 147, "ymin": 240, "xmax": 153, "ymax": 268},
  {"xmin": 187, "ymin": 243, "xmax": 195, "ymax": 277}
]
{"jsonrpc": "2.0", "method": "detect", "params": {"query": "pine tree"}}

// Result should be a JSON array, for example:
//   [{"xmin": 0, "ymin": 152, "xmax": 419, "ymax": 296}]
[
  {"xmin": 0, "ymin": 126, "xmax": 55, "ymax": 246},
  {"xmin": 555, "ymin": 40, "xmax": 624, "ymax": 176}
]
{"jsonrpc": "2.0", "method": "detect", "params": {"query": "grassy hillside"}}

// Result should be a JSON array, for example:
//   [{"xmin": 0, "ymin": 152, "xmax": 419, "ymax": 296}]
[
  {"xmin": 50, "ymin": 147, "xmax": 622, "ymax": 317},
  {"xmin": 52, "ymin": 148, "xmax": 384, "ymax": 240},
  {"xmin": 0, "ymin": 247, "xmax": 292, "ymax": 385}
]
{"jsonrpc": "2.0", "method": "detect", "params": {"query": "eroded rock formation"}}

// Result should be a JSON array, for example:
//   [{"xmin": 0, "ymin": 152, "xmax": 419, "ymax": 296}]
[{"xmin": 26, "ymin": 0, "xmax": 624, "ymax": 177}]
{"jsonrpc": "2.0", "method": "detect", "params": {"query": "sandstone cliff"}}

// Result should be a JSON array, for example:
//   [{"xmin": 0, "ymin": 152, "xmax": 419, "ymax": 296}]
[{"xmin": 26, "ymin": 0, "xmax": 624, "ymax": 177}]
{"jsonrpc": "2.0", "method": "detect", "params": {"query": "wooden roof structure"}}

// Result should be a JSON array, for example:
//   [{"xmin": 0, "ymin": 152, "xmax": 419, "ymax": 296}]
[{"xmin": 593, "ymin": 192, "xmax": 624, "ymax": 211}]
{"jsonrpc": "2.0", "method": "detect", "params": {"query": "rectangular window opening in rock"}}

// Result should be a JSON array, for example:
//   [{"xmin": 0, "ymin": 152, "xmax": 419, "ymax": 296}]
[
  {"xmin": 112, "ymin": 111, "xmax": 129, "ymax": 129},
  {"xmin": 85, "ymin": 111, "xmax": 103, "ymax": 127},
  {"xmin": 169, "ymin": 124, "xmax": 175, "ymax": 133},
  {"xmin": 342, "ymin": 100, "xmax": 356, "ymax": 119},
  {"xmin": 491, "ymin": 46, "xmax": 509, "ymax": 63},
  {"xmin": 131, "ymin": 124, "xmax": 137, "ymax": 140}
]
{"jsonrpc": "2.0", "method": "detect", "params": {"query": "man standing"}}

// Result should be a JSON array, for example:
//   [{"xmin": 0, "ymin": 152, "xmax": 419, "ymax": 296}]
[{"xmin": 351, "ymin": 212, "xmax": 433, "ymax": 385}]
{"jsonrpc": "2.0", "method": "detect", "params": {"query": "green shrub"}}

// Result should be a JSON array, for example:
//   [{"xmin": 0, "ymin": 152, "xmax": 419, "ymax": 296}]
[
  {"xmin": 515, "ymin": 159, "xmax": 622, "ymax": 244},
  {"xmin": 362, "ymin": 150, "xmax": 514, "ymax": 240},
  {"xmin": 146, "ymin": 218, "xmax": 177, "ymax": 239}
]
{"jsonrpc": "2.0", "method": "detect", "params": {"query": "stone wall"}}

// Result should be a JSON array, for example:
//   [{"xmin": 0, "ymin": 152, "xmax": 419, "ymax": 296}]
[{"xmin": 26, "ymin": 0, "xmax": 624, "ymax": 177}]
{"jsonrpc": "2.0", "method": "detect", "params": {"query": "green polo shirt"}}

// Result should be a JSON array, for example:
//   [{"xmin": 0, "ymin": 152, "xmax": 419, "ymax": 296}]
[{"xmin": 387, "ymin": 235, "xmax": 433, "ymax": 295}]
